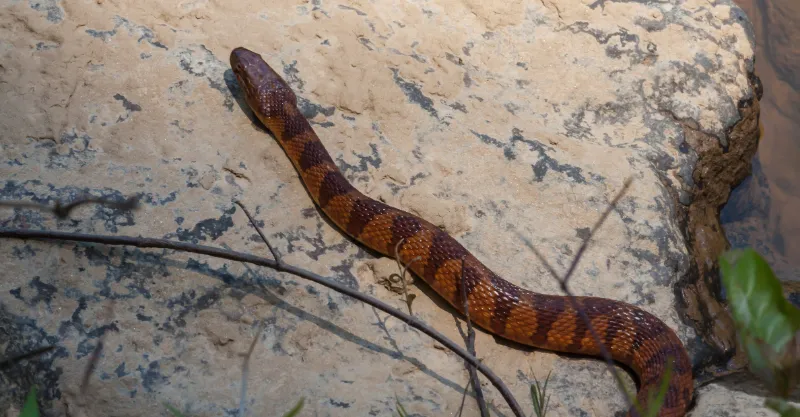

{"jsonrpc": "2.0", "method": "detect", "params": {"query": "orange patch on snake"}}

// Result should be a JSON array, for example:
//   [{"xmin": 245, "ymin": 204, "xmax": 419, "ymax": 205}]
[
  {"xmin": 301, "ymin": 163, "xmax": 336, "ymax": 198},
  {"xmin": 358, "ymin": 213, "xmax": 400, "ymax": 253},
  {"xmin": 546, "ymin": 310, "xmax": 579, "ymax": 350},
  {"xmin": 608, "ymin": 318, "xmax": 635, "ymax": 358},
  {"xmin": 581, "ymin": 316, "xmax": 610, "ymax": 354},
  {"xmin": 502, "ymin": 304, "xmax": 540, "ymax": 342},
  {"xmin": 429, "ymin": 258, "xmax": 467, "ymax": 301},
  {"xmin": 396, "ymin": 227, "xmax": 433, "ymax": 260},
  {"xmin": 465, "ymin": 278, "xmax": 499, "ymax": 326},
  {"xmin": 284, "ymin": 132, "xmax": 318, "ymax": 163},
  {"xmin": 323, "ymin": 194, "xmax": 355, "ymax": 227}
]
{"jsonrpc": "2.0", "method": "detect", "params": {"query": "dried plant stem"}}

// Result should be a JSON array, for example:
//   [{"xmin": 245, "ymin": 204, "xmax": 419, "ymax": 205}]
[
  {"xmin": 517, "ymin": 178, "xmax": 641, "ymax": 413},
  {"xmin": 458, "ymin": 258, "xmax": 489, "ymax": 417},
  {"xmin": 0, "ymin": 345, "xmax": 55, "ymax": 369},
  {"xmin": 234, "ymin": 201, "xmax": 282, "ymax": 266},
  {"xmin": 0, "ymin": 227, "xmax": 525, "ymax": 417},
  {"xmin": 0, "ymin": 195, "xmax": 139, "ymax": 219}
]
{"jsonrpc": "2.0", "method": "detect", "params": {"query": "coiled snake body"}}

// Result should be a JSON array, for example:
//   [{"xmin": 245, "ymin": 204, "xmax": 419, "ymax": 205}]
[{"xmin": 230, "ymin": 47, "xmax": 693, "ymax": 417}]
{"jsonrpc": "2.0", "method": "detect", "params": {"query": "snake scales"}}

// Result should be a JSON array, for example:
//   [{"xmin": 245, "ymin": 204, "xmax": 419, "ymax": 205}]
[{"xmin": 230, "ymin": 47, "xmax": 693, "ymax": 417}]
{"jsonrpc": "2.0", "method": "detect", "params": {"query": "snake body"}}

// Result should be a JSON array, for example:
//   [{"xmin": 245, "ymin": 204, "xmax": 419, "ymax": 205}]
[{"xmin": 230, "ymin": 47, "xmax": 693, "ymax": 417}]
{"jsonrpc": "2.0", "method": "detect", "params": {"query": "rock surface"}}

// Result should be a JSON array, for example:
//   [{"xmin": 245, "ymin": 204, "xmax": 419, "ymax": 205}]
[
  {"xmin": 722, "ymin": 0, "xmax": 800, "ymax": 286},
  {"xmin": 0, "ymin": 0, "xmax": 761, "ymax": 416}
]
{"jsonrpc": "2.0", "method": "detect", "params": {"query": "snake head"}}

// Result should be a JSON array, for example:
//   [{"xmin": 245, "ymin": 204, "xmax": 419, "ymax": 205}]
[{"xmin": 230, "ymin": 47, "xmax": 297, "ymax": 118}]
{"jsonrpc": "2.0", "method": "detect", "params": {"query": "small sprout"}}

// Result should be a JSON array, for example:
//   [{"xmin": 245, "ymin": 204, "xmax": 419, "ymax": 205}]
[
  {"xmin": 640, "ymin": 360, "xmax": 672, "ymax": 417},
  {"xmin": 395, "ymin": 395, "xmax": 409, "ymax": 417},
  {"xmin": 530, "ymin": 370, "xmax": 551, "ymax": 417},
  {"xmin": 163, "ymin": 403, "xmax": 186, "ymax": 417},
  {"xmin": 19, "ymin": 385, "xmax": 39, "ymax": 417},
  {"xmin": 282, "ymin": 398, "xmax": 305, "ymax": 417}
]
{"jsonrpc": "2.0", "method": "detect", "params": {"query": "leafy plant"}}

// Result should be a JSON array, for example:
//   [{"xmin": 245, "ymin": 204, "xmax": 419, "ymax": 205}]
[
  {"xmin": 163, "ymin": 402, "xmax": 187, "ymax": 417},
  {"xmin": 18, "ymin": 385, "xmax": 39, "ymax": 417},
  {"xmin": 640, "ymin": 361, "xmax": 673, "ymax": 417},
  {"xmin": 282, "ymin": 398, "xmax": 305, "ymax": 417},
  {"xmin": 530, "ymin": 371, "xmax": 551, "ymax": 417},
  {"xmin": 720, "ymin": 248, "xmax": 800, "ymax": 415},
  {"xmin": 395, "ymin": 395, "xmax": 409, "ymax": 417}
]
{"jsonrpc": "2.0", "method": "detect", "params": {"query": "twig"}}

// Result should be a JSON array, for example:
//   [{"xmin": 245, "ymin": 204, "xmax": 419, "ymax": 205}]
[
  {"xmin": 0, "ymin": 227, "xmax": 526, "ymax": 417},
  {"xmin": 517, "ymin": 178, "xmax": 639, "ymax": 413},
  {"xmin": 392, "ymin": 238, "xmax": 421, "ymax": 315},
  {"xmin": 560, "ymin": 178, "xmax": 632, "ymax": 284},
  {"xmin": 0, "ymin": 345, "xmax": 55, "ymax": 369},
  {"xmin": 458, "ymin": 258, "xmax": 488, "ymax": 417},
  {"xmin": 234, "ymin": 201, "xmax": 282, "ymax": 266},
  {"xmin": 239, "ymin": 321, "xmax": 266, "ymax": 417},
  {"xmin": 230, "ymin": 205, "xmax": 274, "ymax": 417},
  {"xmin": 80, "ymin": 333, "xmax": 107, "ymax": 395},
  {"xmin": 0, "ymin": 195, "xmax": 139, "ymax": 219},
  {"xmin": 456, "ymin": 377, "xmax": 474, "ymax": 417}
]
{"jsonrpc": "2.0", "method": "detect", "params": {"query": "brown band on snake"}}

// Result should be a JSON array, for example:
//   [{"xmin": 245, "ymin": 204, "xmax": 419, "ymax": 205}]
[{"xmin": 230, "ymin": 47, "xmax": 693, "ymax": 417}]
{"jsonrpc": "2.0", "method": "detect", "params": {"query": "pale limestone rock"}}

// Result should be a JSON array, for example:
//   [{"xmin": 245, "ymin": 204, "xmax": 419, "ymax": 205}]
[{"xmin": 0, "ymin": 0, "xmax": 761, "ymax": 416}]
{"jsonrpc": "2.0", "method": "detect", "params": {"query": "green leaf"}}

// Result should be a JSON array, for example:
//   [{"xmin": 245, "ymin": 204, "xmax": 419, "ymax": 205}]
[
  {"xmin": 765, "ymin": 397, "xmax": 800, "ymax": 416},
  {"xmin": 19, "ymin": 385, "xmax": 39, "ymax": 417},
  {"xmin": 395, "ymin": 394, "xmax": 408, "ymax": 417},
  {"xmin": 642, "ymin": 361, "xmax": 672, "ymax": 417},
  {"xmin": 282, "ymin": 398, "xmax": 304, "ymax": 417},
  {"xmin": 720, "ymin": 249, "xmax": 800, "ymax": 349},
  {"xmin": 163, "ymin": 402, "xmax": 186, "ymax": 417},
  {"xmin": 530, "ymin": 370, "xmax": 551, "ymax": 417},
  {"xmin": 720, "ymin": 248, "xmax": 800, "ymax": 396}
]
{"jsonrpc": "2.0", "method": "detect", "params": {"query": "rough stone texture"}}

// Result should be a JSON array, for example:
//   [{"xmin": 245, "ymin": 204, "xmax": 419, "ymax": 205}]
[
  {"xmin": 722, "ymin": 0, "xmax": 800, "ymax": 287},
  {"xmin": 0, "ymin": 0, "xmax": 761, "ymax": 416},
  {"xmin": 691, "ymin": 373, "xmax": 790, "ymax": 417}
]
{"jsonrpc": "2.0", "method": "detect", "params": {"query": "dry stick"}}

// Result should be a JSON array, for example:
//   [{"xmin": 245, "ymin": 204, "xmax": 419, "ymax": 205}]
[
  {"xmin": 234, "ymin": 203, "xmax": 283, "ymax": 416},
  {"xmin": 234, "ymin": 200, "xmax": 282, "ymax": 266},
  {"xmin": 517, "ymin": 178, "xmax": 641, "ymax": 414},
  {"xmin": 240, "ymin": 204, "xmax": 487, "ymax": 415},
  {"xmin": 80, "ymin": 334, "xmax": 107, "ymax": 395},
  {"xmin": 393, "ymin": 238, "xmax": 421, "ymax": 315},
  {"xmin": 0, "ymin": 196, "xmax": 139, "ymax": 219},
  {"xmin": 0, "ymin": 345, "xmax": 55, "ymax": 369},
  {"xmin": 456, "ymin": 377, "xmax": 474, "ymax": 417},
  {"xmin": 458, "ymin": 258, "xmax": 489, "ymax": 417},
  {"xmin": 0, "ymin": 227, "xmax": 525, "ymax": 417}
]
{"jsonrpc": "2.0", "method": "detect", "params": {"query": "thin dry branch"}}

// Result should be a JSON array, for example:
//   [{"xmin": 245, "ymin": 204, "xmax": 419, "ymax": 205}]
[
  {"xmin": 0, "ymin": 227, "xmax": 525, "ymax": 417},
  {"xmin": 517, "ymin": 178, "xmax": 641, "ymax": 413},
  {"xmin": 1, "ymin": 177, "xmax": 659, "ymax": 416},
  {"xmin": 234, "ymin": 200, "xmax": 282, "ymax": 266},
  {"xmin": 0, "ymin": 345, "xmax": 55, "ymax": 369},
  {"xmin": 393, "ymin": 238, "xmax": 422, "ymax": 315},
  {"xmin": 0, "ymin": 195, "xmax": 139, "ymax": 219},
  {"xmin": 456, "ymin": 377, "xmax": 474, "ymax": 417},
  {"xmin": 80, "ymin": 334, "xmax": 107, "ymax": 395},
  {"xmin": 457, "ymin": 258, "xmax": 489, "ymax": 417}
]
